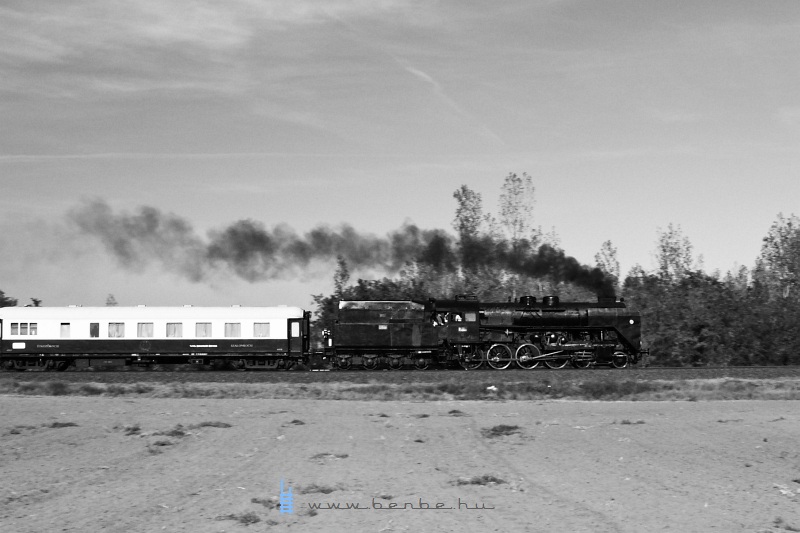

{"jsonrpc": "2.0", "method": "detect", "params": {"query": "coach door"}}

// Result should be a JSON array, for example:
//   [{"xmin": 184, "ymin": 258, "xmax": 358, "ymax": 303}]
[{"xmin": 287, "ymin": 318, "xmax": 302, "ymax": 355}]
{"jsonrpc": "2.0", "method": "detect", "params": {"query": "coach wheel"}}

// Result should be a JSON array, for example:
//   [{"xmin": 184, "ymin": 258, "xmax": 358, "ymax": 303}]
[
  {"xmin": 414, "ymin": 358, "xmax": 429, "ymax": 370},
  {"xmin": 544, "ymin": 357, "xmax": 569, "ymax": 370},
  {"xmin": 388, "ymin": 357, "xmax": 403, "ymax": 370},
  {"xmin": 486, "ymin": 344, "xmax": 512, "ymax": 370},
  {"xmin": 363, "ymin": 357, "xmax": 378, "ymax": 370},
  {"xmin": 55, "ymin": 360, "xmax": 71, "ymax": 372},
  {"xmin": 336, "ymin": 357, "xmax": 352, "ymax": 370},
  {"xmin": 611, "ymin": 351, "xmax": 629, "ymax": 369},
  {"xmin": 515, "ymin": 344, "xmax": 541, "ymax": 370}
]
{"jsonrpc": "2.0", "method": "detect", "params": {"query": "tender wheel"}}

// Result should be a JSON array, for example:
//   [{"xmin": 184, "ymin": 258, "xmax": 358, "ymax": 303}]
[
  {"xmin": 363, "ymin": 357, "xmax": 378, "ymax": 370},
  {"xmin": 486, "ymin": 344, "xmax": 512, "ymax": 370},
  {"xmin": 544, "ymin": 356, "xmax": 570, "ymax": 369},
  {"xmin": 515, "ymin": 344, "xmax": 541, "ymax": 369},
  {"xmin": 388, "ymin": 357, "xmax": 403, "ymax": 370},
  {"xmin": 336, "ymin": 357, "xmax": 352, "ymax": 370},
  {"xmin": 611, "ymin": 351, "xmax": 629, "ymax": 369},
  {"xmin": 413, "ymin": 358, "xmax": 429, "ymax": 370}
]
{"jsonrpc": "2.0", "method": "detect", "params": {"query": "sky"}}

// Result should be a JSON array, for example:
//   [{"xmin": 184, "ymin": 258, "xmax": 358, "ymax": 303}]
[{"xmin": 1, "ymin": 0, "xmax": 799, "ymax": 309}]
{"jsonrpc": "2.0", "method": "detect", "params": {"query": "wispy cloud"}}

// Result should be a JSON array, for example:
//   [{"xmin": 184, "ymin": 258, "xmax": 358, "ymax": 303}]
[{"xmin": 0, "ymin": 0, "xmax": 412, "ymax": 98}]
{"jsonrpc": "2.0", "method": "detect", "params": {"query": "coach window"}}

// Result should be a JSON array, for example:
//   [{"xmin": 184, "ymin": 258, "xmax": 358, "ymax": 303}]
[
  {"xmin": 225, "ymin": 323, "xmax": 241, "ymax": 337},
  {"xmin": 9, "ymin": 322, "xmax": 37, "ymax": 335},
  {"xmin": 291, "ymin": 322, "xmax": 300, "ymax": 338},
  {"xmin": 137, "ymin": 323, "xmax": 154, "ymax": 338},
  {"xmin": 196, "ymin": 322, "xmax": 212, "ymax": 337},
  {"xmin": 90, "ymin": 323, "xmax": 99, "ymax": 338},
  {"xmin": 109, "ymin": 323, "xmax": 125, "ymax": 338},
  {"xmin": 254, "ymin": 323, "xmax": 270, "ymax": 337},
  {"xmin": 61, "ymin": 323, "xmax": 70, "ymax": 338},
  {"xmin": 166, "ymin": 323, "xmax": 183, "ymax": 338}
]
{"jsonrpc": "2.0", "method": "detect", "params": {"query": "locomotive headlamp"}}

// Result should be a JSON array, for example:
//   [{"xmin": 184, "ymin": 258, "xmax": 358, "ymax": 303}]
[{"xmin": 629, "ymin": 319, "xmax": 635, "ymax": 325}]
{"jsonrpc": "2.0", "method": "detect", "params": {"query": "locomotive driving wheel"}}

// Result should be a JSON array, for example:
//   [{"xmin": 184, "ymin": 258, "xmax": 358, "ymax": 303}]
[
  {"xmin": 544, "ymin": 356, "xmax": 570, "ymax": 369},
  {"xmin": 571, "ymin": 351, "xmax": 592, "ymax": 369},
  {"xmin": 611, "ymin": 351, "xmax": 629, "ymax": 369},
  {"xmin": 457, "ymin": 345, "xmax": 483, "ymax": 370},
  {"xmin": 515, "ymin": 344, "xmax": 541, "ymax": 369},
  {"xmin": 486, "ymin": 344, "xmax": 512, "ymax": 370}
]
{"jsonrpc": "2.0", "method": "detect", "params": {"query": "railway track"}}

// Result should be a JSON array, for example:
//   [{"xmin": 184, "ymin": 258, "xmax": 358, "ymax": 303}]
[{"xmin": 2, "ymin": 366, "xmax": 799, "ymax": 386}]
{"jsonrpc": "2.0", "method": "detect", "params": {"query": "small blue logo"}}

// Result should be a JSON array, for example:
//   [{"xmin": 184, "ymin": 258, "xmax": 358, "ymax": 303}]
[{"xmin": 280, "ymin": 479, "xmax": 294, "ymax": 514}]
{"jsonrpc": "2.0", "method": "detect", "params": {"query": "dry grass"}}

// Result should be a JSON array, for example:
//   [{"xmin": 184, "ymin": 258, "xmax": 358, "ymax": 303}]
[{"xmin": 2, "ymin": 376, "xmax": 800, "ymax": 401}]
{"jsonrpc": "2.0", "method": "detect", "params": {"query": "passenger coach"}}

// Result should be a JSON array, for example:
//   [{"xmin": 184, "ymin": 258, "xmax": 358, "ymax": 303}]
[{"xmin": 0, "ymin": 305, "xmax": 310, "ymax": 370}]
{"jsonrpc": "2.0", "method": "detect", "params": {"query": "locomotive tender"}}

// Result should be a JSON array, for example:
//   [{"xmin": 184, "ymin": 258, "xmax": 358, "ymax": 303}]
[
  {"xmin": 0, "ymin": 295, "xmax": 645, "ymax": 371},
  {"xmin": 327, "ymin": 295, "xmax": 645, "ymax": 370}
]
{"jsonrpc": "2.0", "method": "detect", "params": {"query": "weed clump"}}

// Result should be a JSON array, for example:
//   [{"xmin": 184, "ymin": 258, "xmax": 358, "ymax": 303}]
[
  {"xmin": 455, "ymin": 475, "xmax": 506, "ymax": 486},
  {"xmin": 188, "ymin": 421, "xmax": 232, "ymax": 429},
  {"xmin": 481, "ymin": 425, "xmax": 521, "ymax": 438},
  {"xmin": 300, "ymin": 484, "xmax": 337, "ymax": 494},
  {"xmin": 216, "ymin": 512, "xmax": 261, "ymax": 525},
  {"xmin": 46, "ymin": 421, "xmax": 79, "ymax": 428}
]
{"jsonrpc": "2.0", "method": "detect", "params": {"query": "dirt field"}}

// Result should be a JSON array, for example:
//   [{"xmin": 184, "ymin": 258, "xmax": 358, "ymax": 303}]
[{"xmin": 1, "ymin": 396, "xmax": 799, "ymax": 532}]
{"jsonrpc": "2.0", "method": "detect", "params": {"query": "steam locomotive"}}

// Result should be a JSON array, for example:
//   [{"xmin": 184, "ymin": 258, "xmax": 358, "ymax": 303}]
[
  {"xmin": 0, "ymin": 295, "xmax": 645, "ymax": 371},
  {"xmin": 327, "ymin": 295, "xmax": 645, "ymax": 370}
]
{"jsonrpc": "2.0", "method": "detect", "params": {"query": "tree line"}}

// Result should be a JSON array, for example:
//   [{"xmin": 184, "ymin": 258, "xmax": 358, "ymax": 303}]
[{"xmin": 313, "ymin": 174, "xmax": 800, "ymax": 367}]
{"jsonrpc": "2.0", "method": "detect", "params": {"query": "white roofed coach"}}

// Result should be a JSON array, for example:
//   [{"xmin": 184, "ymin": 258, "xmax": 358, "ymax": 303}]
[{"xmin": 0, "ymin": 305, "xmax": 310, "ymax": 371}]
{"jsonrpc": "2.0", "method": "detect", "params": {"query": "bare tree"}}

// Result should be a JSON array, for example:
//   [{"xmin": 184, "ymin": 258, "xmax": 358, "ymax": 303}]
[
  {"xmin": 333, "ymin": 255, "xmax": 350, "ymax": 297},
  {"xmin": 498, "ymin": 172, "xmax": 535, "ymax": 252},
  {"xmin": 654, "ymin": 224, "xmax": 694, "ymax": 283},
  {"xmin": 106, "ymin": 294, "xmax": 118, "ymax": 306},
  {"xmin": 759, "ymin": 213, "xmax": 800, "ymax": 298},
  {"xmin": 452, "ymin": 185, "xmax": 484, "ymax": 242},
  {"xmin": 595, "ymin": 240, "xmax": 620, "ymax": 286}
]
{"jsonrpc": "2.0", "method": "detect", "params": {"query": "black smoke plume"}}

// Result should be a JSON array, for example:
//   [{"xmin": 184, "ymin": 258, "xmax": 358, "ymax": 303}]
[
  {"xmin": 69, "ymin": 199, "xmax": 454, "ymax": 282},
  {"xmin": 70, "ymin": 199, "xmax": 613, "ymax": 295}
]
